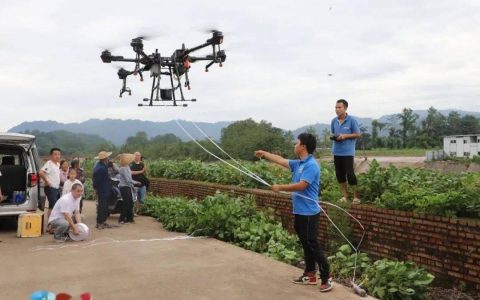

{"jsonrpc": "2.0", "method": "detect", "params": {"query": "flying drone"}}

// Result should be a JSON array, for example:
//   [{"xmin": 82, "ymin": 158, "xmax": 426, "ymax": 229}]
[{"xmin": 100, "ymin": 31, "xmax": 226, "ymax": 107}]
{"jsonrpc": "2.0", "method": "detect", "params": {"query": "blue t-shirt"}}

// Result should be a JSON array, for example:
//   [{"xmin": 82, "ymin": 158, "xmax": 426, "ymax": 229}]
[
  {"xmin": 331, "ymin": 114, "xmax": 360, "ymax": 156},
  {"xmin": 288, "ymin": 155, "xmax": 321, "ymax": 215}
]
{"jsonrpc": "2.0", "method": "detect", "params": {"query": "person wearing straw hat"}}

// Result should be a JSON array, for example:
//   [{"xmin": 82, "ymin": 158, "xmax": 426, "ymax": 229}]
[
  {"xmin": 92, "ymin": 150, "xmax": 114, "ymax": 229},
  {"xmin": 117, "ymin": 153, "xmax": 140, "ymax": 224}
]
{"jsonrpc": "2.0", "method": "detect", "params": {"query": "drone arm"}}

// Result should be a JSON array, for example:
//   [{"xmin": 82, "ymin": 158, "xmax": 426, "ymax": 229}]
[
  {"xmin": 183, "ymin": 42, "xmax": 212, "ymax": 56},
  {"xmin": 110, "ymin": 57, "xmax": 141, "ymax": 63}
]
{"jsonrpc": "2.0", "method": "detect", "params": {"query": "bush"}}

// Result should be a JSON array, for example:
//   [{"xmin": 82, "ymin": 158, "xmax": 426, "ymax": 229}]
[
  {"xmin": 361, "ymin": 259, "xmax": 434, "ymax": 300},
  {"xmin": 147, "ymin": 158, "xmax": 480, "ymax": 218},
  {"xmin": 328, "ymin": 244, "xmax": 370, "ymax": 280},
  {"xmin": 328, "ymin": 244, "xmax": 434, "ymax": 300},
  {"xmin": 143, "ymin": 193, "xmax": 303, "ymax": 264}
]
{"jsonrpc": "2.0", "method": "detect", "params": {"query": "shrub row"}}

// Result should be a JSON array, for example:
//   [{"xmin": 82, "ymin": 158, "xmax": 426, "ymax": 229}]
[
  {"xmin": 147, "ymin": 158, "xmax": 480, "ymax": 218},
  {"xmin": 142, "ymin": 193, "xmax": 302, "ymax": 264}
]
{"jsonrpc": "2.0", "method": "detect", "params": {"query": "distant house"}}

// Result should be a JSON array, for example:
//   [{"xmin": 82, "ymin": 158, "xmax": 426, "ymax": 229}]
[{"xmin": 443, "ymin": 134, "xmax": 480, "ymax": 158}]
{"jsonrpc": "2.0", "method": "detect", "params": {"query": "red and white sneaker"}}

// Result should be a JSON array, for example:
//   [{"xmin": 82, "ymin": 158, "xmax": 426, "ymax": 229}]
[
  {"xmin": 319, "ymin": 281, "xmax": 333, "ymax": 292},
  {"xmin": 292, "ymin": 272, "xmax": 317, "ymax": 285}
]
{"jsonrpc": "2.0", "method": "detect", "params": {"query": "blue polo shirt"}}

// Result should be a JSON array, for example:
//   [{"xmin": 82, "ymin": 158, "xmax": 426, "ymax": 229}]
[
  {"xmin": 288, "ymin": 155, "xmax": 321, "ymax": 215},
  {"xmin": 331, "ymin": 114, "xmax": 360, "ymax": 156}
]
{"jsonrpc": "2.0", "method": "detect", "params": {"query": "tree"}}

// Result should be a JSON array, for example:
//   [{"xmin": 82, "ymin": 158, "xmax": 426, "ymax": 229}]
[
  {"xmin": 320, "ymin": 128, "xmax": 331, "ymax": 149},
  {"xmin": 446, "ymin": 111, "xmax": 462, "ymax": 135},
  {"xmin": 396, "ymin": 108, "xmax": 419, "ymax": 148},
  {"xmin": 460, "ymin": 115, "xmax": 480, "ymax": 134},
  {"xmin": 417, "ymin": 106, "xmax": 447, "ymax": 148},
  {"xmin": 220, "ymin": 119, "xmax": 293, "ymax": 160},
  {"xmin": 305, "ymin": 126, "xmax": 320, "ymax": 143}
]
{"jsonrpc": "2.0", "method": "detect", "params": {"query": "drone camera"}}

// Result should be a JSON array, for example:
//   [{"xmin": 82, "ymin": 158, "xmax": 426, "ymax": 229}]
[{"xmin": 160, "ymin": 89, "xmax": 173, "ymax": 100}]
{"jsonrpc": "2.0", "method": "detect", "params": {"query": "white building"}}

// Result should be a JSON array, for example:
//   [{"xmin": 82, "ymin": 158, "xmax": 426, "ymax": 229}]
[{"xmin": 443, "ymin": 134, "xmax": 480, "ymax": 158}]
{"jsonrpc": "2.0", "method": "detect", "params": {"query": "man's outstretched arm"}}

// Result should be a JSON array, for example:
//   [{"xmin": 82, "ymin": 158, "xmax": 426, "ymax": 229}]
[{"xmin": 254, "ymin": 150, "xmax": 289, "ymax": 169}]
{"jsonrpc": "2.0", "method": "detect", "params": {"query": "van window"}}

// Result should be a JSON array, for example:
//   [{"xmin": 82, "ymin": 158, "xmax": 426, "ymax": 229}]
[{"xmin": 0, "ymin": 154, "xmax": 22, "ymax": 166}]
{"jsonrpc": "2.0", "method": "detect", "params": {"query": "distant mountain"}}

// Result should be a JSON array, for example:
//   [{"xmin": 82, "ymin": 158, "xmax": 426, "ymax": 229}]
[
  {"xmin": 8, "ymin": 109, "xmax": 480, "ymax": 145},
  {"xmin": 9, "ymin": 119, "xmax": 232, "ymax": 146}
]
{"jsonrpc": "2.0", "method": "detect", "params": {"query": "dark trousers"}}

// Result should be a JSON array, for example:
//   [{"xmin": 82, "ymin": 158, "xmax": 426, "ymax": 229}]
[
  {"xmin": 334, "ymin": 155, "xmax": 357, "ymax": 185},
  {"xmin": 119, "ymin": 186, "xmax": 134, "ymax": 222},
  {"xmin": 44, "ymin": 187, "xmax": 60, "ymax": 209},
  {"xmin": 294, "ymin": 213, "xmax": 330, "ymax": 283},
  {"xmin": 97, "ymin": 196, "xmax": 109, "ymax": 225}
]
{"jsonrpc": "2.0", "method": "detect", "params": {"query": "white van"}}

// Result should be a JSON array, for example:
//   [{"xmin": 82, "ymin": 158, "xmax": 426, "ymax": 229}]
[{"xmin": 0, "ymin": 133, "xmax": 44, "ymax": 217}]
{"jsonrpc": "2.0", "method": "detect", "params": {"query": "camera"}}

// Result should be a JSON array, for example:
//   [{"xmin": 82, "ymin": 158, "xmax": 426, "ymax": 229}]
[{"xmin": 329, "ymin": 135, "xmax": 337, "ymax": 141}]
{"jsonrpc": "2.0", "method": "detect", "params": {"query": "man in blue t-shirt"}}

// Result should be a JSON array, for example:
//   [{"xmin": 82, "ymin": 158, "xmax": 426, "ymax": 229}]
[
  {"xmin": 330, "ymin": 99, "xmax": 362, "ymax": 204},
  {"xmin": 255, "ymin": 133, "xmax": 332, "ymax": 293}
]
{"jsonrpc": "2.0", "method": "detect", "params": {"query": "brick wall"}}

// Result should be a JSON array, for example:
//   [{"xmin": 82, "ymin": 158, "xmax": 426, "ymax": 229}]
[{"xmin": 149, "ymin": 178, "xmax": 480, "ymax": 293}]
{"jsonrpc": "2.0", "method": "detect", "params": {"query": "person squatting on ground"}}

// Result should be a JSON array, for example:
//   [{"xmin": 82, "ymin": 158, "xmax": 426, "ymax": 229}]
[
  {"xmin": 92, "ymin": 151, "xmax": 115, "ymax": 229},
  {"xmin": 117, "ymin": 153, "xmax": 139, "ymax": 224},
  {"xmin": 39, "ymin": 148, "xmax": 62, "ymax": 222},
  {"xmin": 47, "ymin": 183, "xmax": 83, "ymax": 242},
  {"xmin": 331, "ymin": 99, "xmax": 362, "ymax": 204},
  {"xmin": 254, "ymin": 133, "xmax": 333, "ymax": 293},
  {"xmin": 130, "ymin": 151, "xmax": 148, "ymax": 214}
]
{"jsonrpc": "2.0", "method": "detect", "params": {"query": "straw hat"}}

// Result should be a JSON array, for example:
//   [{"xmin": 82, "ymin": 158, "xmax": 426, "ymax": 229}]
[
  {"xmin": 94, "ymin": 151, "xmax": 112, "ymax": 160},
  {"xmin": 117, "ymin": 153, "xmax": 135, "ymax": 166}
]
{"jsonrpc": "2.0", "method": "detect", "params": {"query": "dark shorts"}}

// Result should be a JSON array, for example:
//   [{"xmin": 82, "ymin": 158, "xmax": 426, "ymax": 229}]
[
  {"xmin": 44, "ymin": 187, "xmax": 60, "ymax": 209},
  {"xmin": 333, "ymin": 155, "xmax": 357, "ymax": 185}
]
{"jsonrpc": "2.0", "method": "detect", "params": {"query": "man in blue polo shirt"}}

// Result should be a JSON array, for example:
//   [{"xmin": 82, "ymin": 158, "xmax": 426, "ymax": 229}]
[
  {"xmin": 331, "ymin": 99, "xmax": 362, "ymax": 204},
  {"xmin": 255, "ymin": 133, "xmax": 332, "ymax": 293}
]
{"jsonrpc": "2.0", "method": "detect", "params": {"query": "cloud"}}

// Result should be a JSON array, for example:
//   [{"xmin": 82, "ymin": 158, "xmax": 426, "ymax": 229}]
[{"xmin": 0, "ymin": 0, "xmax": 479, "ymax": 132}]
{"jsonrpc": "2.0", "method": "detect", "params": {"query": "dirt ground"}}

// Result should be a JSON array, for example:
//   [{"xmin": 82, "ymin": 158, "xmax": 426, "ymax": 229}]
[{"xmin": 0, "ymin": 201, "xmax": 375, "ymax": 300}]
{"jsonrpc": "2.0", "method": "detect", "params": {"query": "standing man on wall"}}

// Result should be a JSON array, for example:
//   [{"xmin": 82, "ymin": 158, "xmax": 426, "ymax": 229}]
[
  {"xmin": 331, "ymin": 99, "xmax": 362, "ymax": 204},
  {"xmin": 255, "ymin": 133, "xmax": 332, "ymax": 293}
]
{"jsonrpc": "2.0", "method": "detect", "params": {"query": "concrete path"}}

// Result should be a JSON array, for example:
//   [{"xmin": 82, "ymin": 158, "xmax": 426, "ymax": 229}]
[{"xmin": 0, "ymin": 201, "xmax": 375, "ymax": 300}]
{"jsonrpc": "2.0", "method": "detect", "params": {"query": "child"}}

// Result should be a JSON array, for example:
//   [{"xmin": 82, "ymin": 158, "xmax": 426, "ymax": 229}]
[{"xmin": 62, "ymin": 168, "xmax": 83, "ymax": 212}]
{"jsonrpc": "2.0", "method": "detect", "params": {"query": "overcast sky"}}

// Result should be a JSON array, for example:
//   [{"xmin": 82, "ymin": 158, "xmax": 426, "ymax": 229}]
[{"xmin": 1, "ymin": 0, "xmax": 479, "ymax": 132}]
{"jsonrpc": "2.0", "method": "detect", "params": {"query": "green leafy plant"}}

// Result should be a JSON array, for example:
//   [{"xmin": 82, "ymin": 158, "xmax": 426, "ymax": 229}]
[
  {"xmin": 143, "ymin": 193, "xmax": 302, "ymax": 264},
  {"xmin": 328, "ymin": 244, "xmax": 370, "ymax": 279},
  {"xmin": 146, "ymin": 158, "xmax": 480, "ymax": 218},
  {"xmin": 361, "ymin": 259, "xmax": 434, "ymax": 300}
]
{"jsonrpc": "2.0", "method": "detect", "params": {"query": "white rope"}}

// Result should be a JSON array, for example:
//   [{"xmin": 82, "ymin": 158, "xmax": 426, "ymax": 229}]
[
  {"xmin": 190, "ymin": 121, "xmax": 270, "ymax": 186},
  {"xmin": 175, "ymin": 120, "xmax": 269, "ymax": 184}
]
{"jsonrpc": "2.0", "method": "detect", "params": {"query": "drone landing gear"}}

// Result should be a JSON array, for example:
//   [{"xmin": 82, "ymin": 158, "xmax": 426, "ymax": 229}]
[{"xmin": 139, "ymin": 64, "xmax": 197, "ymax": 107}]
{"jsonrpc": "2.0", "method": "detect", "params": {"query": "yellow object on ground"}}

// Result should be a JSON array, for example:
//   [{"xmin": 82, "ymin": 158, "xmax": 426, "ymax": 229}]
[{"xmin": 17, "ymin": 213, "xmax": 43, "ymax": 237}]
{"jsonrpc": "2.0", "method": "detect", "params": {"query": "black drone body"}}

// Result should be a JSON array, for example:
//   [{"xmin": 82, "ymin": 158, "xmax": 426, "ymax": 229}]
[{"xmin": 100, "ymin": 31, "xmax": 226, "ymax": 107}]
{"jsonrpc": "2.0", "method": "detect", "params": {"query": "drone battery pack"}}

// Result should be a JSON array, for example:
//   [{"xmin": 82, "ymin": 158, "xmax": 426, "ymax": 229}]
[{"xmin": 17, "ymin": 213, "xmax": 43, "ymax": 238}]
